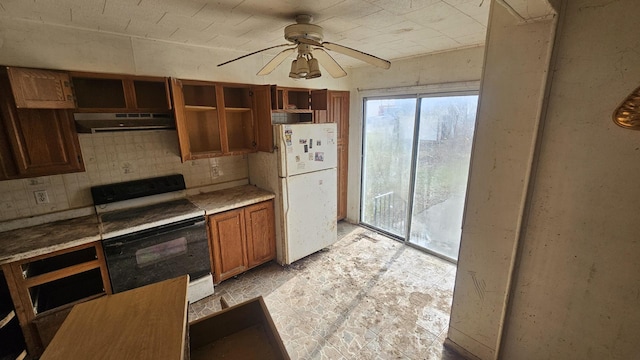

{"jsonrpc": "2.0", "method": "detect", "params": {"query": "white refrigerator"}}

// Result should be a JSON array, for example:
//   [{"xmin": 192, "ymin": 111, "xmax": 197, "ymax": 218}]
[{"xmin": 249, "ymin": 123, "xmax": 338, "ymax": 265}]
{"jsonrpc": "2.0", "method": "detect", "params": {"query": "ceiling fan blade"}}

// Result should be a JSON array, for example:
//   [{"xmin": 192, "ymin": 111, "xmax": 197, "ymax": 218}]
[
  {"xmin": 312, "ymin": 49, "xmax": 347, "ymax": 78},
  {"xmin": 257, "ymin": 47, "xmax": 297, "ymax": 76},
  {"xmin": 322, "ymin": 42, "xmax": 391, "ymax": 69},
  {"xmin": 217, "ymin": 43, "xmax": 292, "ymax": 67}
]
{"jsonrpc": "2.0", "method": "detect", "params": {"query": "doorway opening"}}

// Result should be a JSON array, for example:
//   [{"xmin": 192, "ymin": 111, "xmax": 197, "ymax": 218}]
[{"xmin": 360, "ymin": 93, "xmax": 478, "ymax": 262}]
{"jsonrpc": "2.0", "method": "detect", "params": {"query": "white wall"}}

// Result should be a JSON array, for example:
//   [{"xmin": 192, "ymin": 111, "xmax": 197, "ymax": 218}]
[
  {"xmin": 346, "ymin": 46, "xmax": 485, "ymax": 223},
  {"xmin": 0, "ymin": 17, "xmax": 349, "ymax": 89},
  {"xmin": 448, "ymin": 0, "xmax": 640, "ymax": 358},
  {"xmin": 500, "ymin": 0, "xmax": 640, "ymax": 358},
  {"xmin": 447, "ymin": 2, "xmax": 557, "ymax": 358}
]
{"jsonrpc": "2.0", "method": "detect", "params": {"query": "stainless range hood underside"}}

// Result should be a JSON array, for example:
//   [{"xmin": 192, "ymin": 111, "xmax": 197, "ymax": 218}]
[{"xmin": 74, "ymin": 113, "xmax": 175, "ymax": 133}]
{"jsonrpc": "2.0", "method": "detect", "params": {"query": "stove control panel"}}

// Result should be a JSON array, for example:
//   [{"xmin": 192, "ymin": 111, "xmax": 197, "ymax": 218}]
[{"xmin": 91, "ymin": 174, "xmax": 186, "ymax": 205}]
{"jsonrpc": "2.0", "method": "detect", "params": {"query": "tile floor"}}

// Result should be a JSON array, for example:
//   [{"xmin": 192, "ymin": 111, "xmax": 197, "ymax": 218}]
[{"xmin": 189, "ymin": 222, "xmax": 464, "ymax": 360}]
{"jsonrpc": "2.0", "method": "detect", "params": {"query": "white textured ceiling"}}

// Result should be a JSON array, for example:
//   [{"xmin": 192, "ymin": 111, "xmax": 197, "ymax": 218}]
[{"xmin": 0, "ymin": 0, "xmax": 491, "ymax": 69}]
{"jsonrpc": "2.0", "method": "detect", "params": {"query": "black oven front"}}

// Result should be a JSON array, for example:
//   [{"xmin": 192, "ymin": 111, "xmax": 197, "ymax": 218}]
[{"xmin": 102, "ymin": 216, "xmax": 211, "ymax": 293}]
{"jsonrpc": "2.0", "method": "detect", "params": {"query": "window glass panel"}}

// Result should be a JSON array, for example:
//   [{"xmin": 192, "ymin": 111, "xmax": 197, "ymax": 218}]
[
  {"xmin": 361, "ymin": 98, "xmax": 416, "ymax": 237},
  {"xmin": 409, "ymin": 95, "xmax": 478, "ymax": 260}
]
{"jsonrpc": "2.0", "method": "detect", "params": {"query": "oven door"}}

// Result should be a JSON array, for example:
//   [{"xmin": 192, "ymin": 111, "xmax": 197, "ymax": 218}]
[{"xmin": 103, "ymin": 217, "xmax": 211, "ymax": 293}]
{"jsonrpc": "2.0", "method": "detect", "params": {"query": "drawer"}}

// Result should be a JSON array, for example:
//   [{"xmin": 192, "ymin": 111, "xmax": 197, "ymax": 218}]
[{"xmin": 189, "ymin": 296, "xmax": 289, "ymax": 360}]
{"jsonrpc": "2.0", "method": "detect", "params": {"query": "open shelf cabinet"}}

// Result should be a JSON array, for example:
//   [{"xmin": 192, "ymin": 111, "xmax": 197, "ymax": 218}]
[
  {"xmin": 171, "ymin": 79, "xmax": 269, "ymax": 161},
  {"xmin": 70, "ymin": 72, "xmax": 171, "ymax": 113}
]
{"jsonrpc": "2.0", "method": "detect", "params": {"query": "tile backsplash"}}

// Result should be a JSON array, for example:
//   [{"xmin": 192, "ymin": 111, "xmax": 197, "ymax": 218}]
[{"xmin": 0, "ymin": 131, "xmax": 249, "ymax": 222}]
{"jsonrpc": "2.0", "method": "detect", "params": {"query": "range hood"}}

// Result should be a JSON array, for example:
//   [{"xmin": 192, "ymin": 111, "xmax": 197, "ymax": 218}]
[{"xmin": 74, "ymin": 113, "xmax": 175, "ymax": 133}]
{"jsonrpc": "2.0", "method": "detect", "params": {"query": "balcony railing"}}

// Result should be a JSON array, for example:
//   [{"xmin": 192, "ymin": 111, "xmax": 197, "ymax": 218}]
[{"xmin": 372, "ymin": 191, "xmax": 406, "ymax": 235}]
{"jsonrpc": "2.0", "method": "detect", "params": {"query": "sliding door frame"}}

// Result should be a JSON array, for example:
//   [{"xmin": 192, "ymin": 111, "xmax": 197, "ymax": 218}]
[{"xmin": 359, "ymin": 89, "xmax": 479, "ymax": 263}]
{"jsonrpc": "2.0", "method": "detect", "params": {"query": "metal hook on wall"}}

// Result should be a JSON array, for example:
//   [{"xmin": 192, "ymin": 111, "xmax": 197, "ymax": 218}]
[{"xmin": 613, "ymin": 85, "xmax": 640, "ymax": 130}]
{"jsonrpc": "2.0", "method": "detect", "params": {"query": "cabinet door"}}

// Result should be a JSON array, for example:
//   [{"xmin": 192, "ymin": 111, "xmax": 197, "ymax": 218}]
[
  {"xmin": 6, "ymin": 67, "xmax": 75, "ymax": 109},
  {"xmin": 253, "ymin": 85, "xmax": 273, "ymax": 152},
  {"xmin": 244, "ymin": 200, "xmax": 276, "ymax": 268},
  {"xmin": 337, "ymin": 143, "xmax": 348, "ymax": 220},
  {"xmin": 208, "ymin": 209, "xmax": 248, "ymax": 283},
  {"xmin": 170, "ymin": 78, "xmax": 192, "ymax": 162},
  {"xmin": 0, "ymin": 72, "xmax": 83, "ymax": 178},
  {"xmin": 0, "ymin": 110, "xmax": 18, "ymax": 180},
  {"xmin": 329, "ymin": 91, "xmax": 350, "ymax": 143},
  {"xmin": 326, "ymin": 91, "xmax": 349, "ymax": 220},
  {"xmin": 2, "ymin": 107, "xmax": 84, "ymax": 177}
]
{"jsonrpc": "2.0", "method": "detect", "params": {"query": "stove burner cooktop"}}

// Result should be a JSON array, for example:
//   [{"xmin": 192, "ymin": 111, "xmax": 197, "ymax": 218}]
[{"xmin": 91, "ymin": 175, "xmax": 204, "ymax": 239}]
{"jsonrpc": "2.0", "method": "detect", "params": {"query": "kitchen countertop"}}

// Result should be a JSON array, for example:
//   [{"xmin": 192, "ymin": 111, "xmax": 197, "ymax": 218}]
[
  {"xmin": 99, "ymin": 198, "xmax": 205, "ymax": 239},
  {"xmin": 0, "ymin": 185, "xmax": 275, "ymax": 265},
  {"xmin": 188, "ymin": 184, "xmax": 275, "ymax": 215},
  {"xmin": 0, "ymin": 215, "xmax": 101, "ymax": 265}
]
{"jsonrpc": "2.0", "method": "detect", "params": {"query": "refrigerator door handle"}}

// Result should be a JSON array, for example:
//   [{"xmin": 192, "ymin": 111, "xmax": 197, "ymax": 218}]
[{"xmin": 278, "ymin": 125, "xmax": 288, "ymax": 178}]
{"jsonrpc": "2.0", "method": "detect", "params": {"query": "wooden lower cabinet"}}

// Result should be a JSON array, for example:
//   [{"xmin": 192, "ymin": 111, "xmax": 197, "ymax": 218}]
[
  {"xmin": 1, "ymin": 241, "xmax": 111, "ymax": 357},
  {"xmin": 1, "ymin": 269, "xmax": 27, "ymax": 360},
  {"xmin": 245, "ymin": 201, "xmax": 276, "ymax": 268},
  {"xmin": 209, "ymin": 208, "xmax": 248, "ymax": 282},
  {"xmin": 208, "ymin": 200, "xmax": 275, "ymax": 283}
]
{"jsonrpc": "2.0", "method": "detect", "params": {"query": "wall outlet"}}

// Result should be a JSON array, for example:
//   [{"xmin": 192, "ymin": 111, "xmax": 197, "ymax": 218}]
[{"xmin": 34, "ymin": 190, "xmax": 49, "ymax": 204}]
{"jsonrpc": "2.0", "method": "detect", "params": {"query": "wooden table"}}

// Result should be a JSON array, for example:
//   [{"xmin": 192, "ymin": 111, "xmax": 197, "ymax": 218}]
[{"xmin": 40, "ymin": 276, "xmax": 189, "ymax": 360}]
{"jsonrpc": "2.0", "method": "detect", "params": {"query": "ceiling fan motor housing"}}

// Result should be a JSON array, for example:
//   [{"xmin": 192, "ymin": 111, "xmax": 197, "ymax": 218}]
[{"xmin": 284, "ymin": 23, "xmax": 324, "ymax": 43}]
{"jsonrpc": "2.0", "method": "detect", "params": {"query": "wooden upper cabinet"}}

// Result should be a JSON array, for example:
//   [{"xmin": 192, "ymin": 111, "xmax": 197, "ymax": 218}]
[
  {"xmin": 330, "ymin": 91, "xmax": 350, "ymax": 143},
  {"xmin": 311, "ymin": 89, "xmax": 328, "ymax": 111},
  {"xmin": 271, "ymin": 86, "xmax": 312, "ymax": 111},
  {"xmin": 6, "ymin": 67, "xmax": 75, "ymax": 109},
  {"xmin": 223, "ymin": 84, "xmax": 256, "ymax": 154},
  {"xmin": 70, "ymin": 72, "xmax": 170, "ymax": 112},
  {"xmin": 253, "ymin": 85, "xmax": 274, "ymax": 153},
  {"xmin": 171, "ymin": 78, "xmax": 262, "ymax": 161},
  {"xmin": 171, "ymin": 79, "xmax": 222, "ymax": 161},
  {"xmin": 0, "ymin": 69, "xmax": 84, "ymax": 179},
  {"xmin": 0, "ymin": 115, "xmax": 19, "ymax": 180},
  {"xmin": 7, "ymin": 108, "xmax": 84, "ymax": 177}
]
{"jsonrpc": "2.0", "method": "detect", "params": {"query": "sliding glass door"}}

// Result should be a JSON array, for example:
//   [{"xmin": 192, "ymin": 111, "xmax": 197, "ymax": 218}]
[
  {"xmin": 360, "ymin": 98, "xmax": 416, "ymax": 237},
  {"xmin": 361, "ymin": 93, "xmax": 478, "ymax": 261}
]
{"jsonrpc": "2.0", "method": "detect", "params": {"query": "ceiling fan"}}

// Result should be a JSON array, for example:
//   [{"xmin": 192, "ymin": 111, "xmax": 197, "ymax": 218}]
[{"xmin": 217, "ymin": 14, "xmax": 391, "ymax": 79}]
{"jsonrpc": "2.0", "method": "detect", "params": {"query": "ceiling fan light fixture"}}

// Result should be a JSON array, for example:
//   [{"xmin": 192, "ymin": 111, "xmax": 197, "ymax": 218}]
[
  {"xmin": 218, "ymin": 15, "xmax": 390, "ymax": 79},
  {"xmin": 295, "ymin": 55, "xmax": 310, "ymax": 77},
  {"xmin": 289, "ymin": 59, "xmax": 302, "ymax": 78},
  {"xmin": 306, "ymin": 58, "xmax": 321, "ymax": 79}
]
